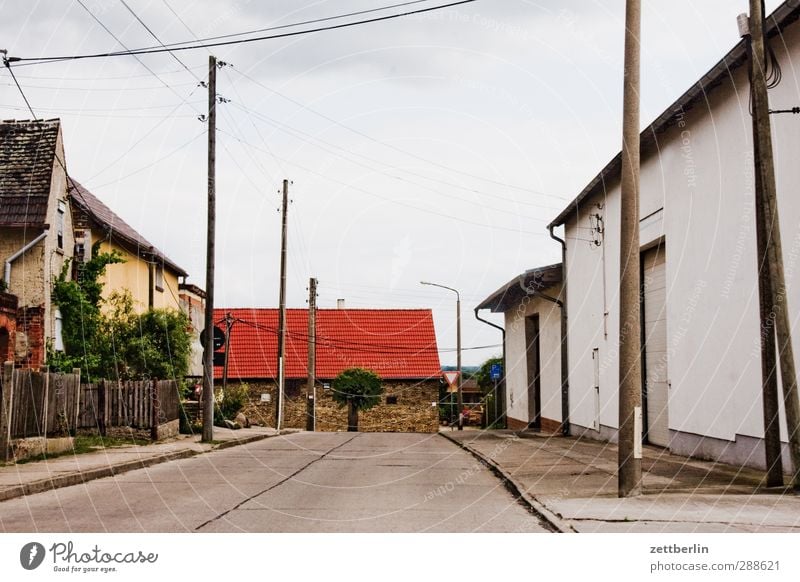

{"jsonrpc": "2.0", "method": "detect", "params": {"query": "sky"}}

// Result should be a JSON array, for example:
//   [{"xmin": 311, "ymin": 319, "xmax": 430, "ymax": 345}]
[{"xmin": 0, "ymin": 0, "xmax": 784, "ymax": 365}]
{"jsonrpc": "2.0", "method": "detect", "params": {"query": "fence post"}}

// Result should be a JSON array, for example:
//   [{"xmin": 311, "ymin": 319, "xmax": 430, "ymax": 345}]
[
  {"xmin": 0, "ymin": 362, "xmax": 13, "ymax": 462},
  {"xmin": 72, "ymin": 369, "xmax": 81, "ymax": 436},
  {"xmin": 98, "ymin": 380, "xmax": 106, "ymax": 437},
  {"xmin": 150, "ymin": 378, "xmax": 159, "ymax": 442},
  {"xmin": 41, "ymin": 367, "xmax": 49, "ymax": 441}
]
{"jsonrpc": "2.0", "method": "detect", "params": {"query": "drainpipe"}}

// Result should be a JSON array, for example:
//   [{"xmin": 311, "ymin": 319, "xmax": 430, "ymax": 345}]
[
  {"xmin": 474, "ymin": 307, "xmax": 506, "ymax": 429},
  {"xmin": 549, "ymin": 224, "xmax": 570, "ymax": 437},
  {"xmin": 4, "ymin": 230, "xmax": 49, "ymax": 286}
]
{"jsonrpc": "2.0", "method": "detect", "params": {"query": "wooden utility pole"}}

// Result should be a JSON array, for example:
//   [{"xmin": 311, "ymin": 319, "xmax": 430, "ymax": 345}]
[
  {"xmin": 749, "ymin": 0, "xmax": 800, "ymax": 490},
  {"xmin": 456, "ymin": 293, "xmax": 463, "ymax": 431},
  {"xmin": 275, "ymin": 179, "xmax": 289, "ymax": 431},
  {"xmin": 618, "ymin": 0, "xmax": 643, "ymax": 498},
  {"xmin": 307, "ymin": 277, "xmax": 317, "ymax": 432},
  {"xmin": 201, "ymin": 54, "xmax": 217, "ymax": 443},
  {"xmin": 222, "ymin": 312, "xmax": 234, "ymax": 392},
  {"xmin": 742, "ymin": 13, "xmax": 784, "ymax": 486}
]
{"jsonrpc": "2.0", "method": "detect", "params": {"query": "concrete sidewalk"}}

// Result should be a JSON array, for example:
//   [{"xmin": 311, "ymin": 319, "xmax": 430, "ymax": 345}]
[
  {"xmin": 442, "ymin": 429, "xmax": 800, "ymax": 533},
  {"xmin": 0, "ymin": 426, "xmax": 285, "ymax": 502}
]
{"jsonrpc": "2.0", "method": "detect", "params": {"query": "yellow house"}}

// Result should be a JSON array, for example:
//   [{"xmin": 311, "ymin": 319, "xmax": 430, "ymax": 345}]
[{"xmin": 69, "ymin": 182, "xmax": 187, "ymax": 312}]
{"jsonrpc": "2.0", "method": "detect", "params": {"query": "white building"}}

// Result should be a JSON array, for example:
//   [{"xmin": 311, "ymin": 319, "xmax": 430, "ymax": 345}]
[
  {"xmin": 548, "ymin": 1, "xmax": 800, "ymax": 470},
  {"xmin": 477, "ymin": 264, "xmax": 564, "ymax": 433}
]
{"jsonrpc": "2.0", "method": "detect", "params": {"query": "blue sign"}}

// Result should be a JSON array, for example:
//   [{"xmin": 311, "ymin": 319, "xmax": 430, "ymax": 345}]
[{"xmin": 490, "ymin": 363, "xmax": 502, "ymax": 381}]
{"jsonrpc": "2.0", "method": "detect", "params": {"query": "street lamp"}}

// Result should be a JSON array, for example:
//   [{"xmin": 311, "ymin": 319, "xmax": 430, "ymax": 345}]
[{"xmin": 421, "ymin": 281, "xmax": 463, "ymax": 430}]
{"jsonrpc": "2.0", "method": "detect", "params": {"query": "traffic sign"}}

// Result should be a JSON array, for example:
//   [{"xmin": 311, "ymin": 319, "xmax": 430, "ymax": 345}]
[
  {"xmin": 443, "ymin": 371, "xmax": 459, "ymax": 392},
  {"xmin": 490, "ymin": 363, "xmax": 502, "ymax": 381},
  {"xmin": 200, "ymin": 325, "xmax": 226, "ymax": 351}
]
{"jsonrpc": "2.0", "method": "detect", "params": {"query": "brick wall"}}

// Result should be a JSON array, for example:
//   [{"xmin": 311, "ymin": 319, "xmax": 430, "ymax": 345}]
[
  {"xmin": 16, "ymin": 306, "xmax": 44, "ymax": 368},
  {"xmin": 237, "ymin": 379, "xmax": 439, "ymax": 433}
]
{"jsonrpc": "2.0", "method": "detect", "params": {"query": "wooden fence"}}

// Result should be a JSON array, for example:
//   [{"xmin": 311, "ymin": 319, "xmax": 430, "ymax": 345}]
[{"xmin": 0, "ymin": 363, "xmax": 181, "ymax": 459}]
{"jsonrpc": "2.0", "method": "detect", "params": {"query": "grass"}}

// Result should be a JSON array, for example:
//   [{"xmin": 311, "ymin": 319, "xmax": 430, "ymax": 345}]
[{"xmin": 11, "ymin": 434, "xmax": 151, "ymax": 465}]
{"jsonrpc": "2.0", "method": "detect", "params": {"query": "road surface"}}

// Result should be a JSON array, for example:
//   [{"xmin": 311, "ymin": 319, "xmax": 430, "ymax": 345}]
[{"xmin": 0, "ymin": 432, "xmax": 550, "ymax": 533}]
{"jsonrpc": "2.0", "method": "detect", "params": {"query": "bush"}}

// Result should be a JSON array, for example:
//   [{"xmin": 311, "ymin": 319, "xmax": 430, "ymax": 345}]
[{"xmin": 216, "ymin": 383, "xmax": 250, "ymax": 422}]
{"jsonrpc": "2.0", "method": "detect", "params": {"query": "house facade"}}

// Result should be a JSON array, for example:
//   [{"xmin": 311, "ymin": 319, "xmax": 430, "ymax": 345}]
[
  {"xmin": 69, "ymin": 181, "xmax": 186, "ymax": 312},
  {"xmin": 477, "ymin": 264, "xmax": 563, "ymax": 433},
  {"xmin": 0, "ymin": 119, "xmax": 75, "ymax": 368},
  {"xmin": 548, "ymin": 1, "xmax": 800, "ymax": 470},
  {"xmin": 214, "ymin": 307, "xmax": 442, "ymax": 432}
]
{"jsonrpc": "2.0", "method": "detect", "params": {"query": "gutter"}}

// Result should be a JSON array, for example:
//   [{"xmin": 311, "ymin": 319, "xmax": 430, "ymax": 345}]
[
  {"xmin": 474, "ymin": 307, "xmax": 506, "ymax": 428},
  {"xmin": 549, "ymin": 224, "xmax": 570, "ymax": 437},
  {"xmin": 5, "ymin": 230, "xmax": 48, "ymax": 286}
]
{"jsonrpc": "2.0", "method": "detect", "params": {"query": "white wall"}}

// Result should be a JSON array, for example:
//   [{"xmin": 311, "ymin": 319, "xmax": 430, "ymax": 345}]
[
  {"xmin": 564, "ymin": 21, "xmax": 800, "ymax": 449},
  {"xmin": 503, "ymin": 283, "xmax": 562, "ymax": 426}
]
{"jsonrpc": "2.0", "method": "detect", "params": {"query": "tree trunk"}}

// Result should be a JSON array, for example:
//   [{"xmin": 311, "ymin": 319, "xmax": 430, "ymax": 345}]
[{"xmin": 347, "ymin": 401, "xmax": 358, "ymax": 432}]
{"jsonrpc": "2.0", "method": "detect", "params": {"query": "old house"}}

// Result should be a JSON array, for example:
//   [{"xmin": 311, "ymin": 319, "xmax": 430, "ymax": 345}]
[
  {"xmin": 215, "ymin": 307, "xmax": 441, "ymax": 432},
  {"xmin": 547, "ymin": 0, "xmax": 800, "ymax": 470},
  {"xmin": 476, "ymin": 264, "xmax": 563, "ymax": 433},
  {"xmin": 68, "ymin": 181, "xmax": 187, "ymax": 312},
  {"xmin": 0, "ymin": 119, "xmax": 75, "ymax": 367}
]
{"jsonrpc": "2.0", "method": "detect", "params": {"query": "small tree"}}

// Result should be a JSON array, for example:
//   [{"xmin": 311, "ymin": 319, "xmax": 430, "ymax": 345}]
[{"xmin": 331, "ymin": 367, "xmax": 383, "ymax": 432}]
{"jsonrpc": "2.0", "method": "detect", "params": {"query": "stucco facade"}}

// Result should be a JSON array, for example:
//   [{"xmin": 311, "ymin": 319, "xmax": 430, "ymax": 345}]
[{"xmin": 553, "ymin": 8, "xmax": 800, "ymax": 470}]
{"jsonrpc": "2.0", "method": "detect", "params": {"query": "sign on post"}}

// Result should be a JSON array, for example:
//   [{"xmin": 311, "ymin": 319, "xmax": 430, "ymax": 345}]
[
  {"xmin": 443, "ymin": 371, "xmax": 460, "ymax": 393},
  {"xmin": 490, "ymin": 363, "xmax": 502, "ymax": 381}
]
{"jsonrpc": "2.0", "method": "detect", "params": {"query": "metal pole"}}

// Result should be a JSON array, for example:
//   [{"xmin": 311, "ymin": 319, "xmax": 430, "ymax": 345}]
[
  {"xmin": 201, "ymin": 55, "xmax": 217, "ymax": 443},
  {"xmin": 749, "ymin": 0, "xmax": 800, "ymax": 490},
  {"xmin": 276, "ymin": 179, "xmax": 289, "ymax": 431},
  {"xmin": 456, "ymin": 294, "xmax": 463, "ymax": 430},
  {"xmin": 618, "ymin": 0, "xmax": 643, "ymax": 498}
]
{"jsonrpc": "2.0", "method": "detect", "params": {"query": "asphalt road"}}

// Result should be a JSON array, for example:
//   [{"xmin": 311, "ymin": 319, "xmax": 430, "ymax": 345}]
[{"xmin": 0, "ymin": 432, "xmax": 550, "ymax": 533}]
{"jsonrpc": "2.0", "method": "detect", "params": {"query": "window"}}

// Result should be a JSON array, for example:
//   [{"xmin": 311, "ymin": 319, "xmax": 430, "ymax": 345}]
[
  {"xmin": 56, "ymin": 201, "xmax": 65, "ymax": 250},
  {"xmin": 386, "ymin": 396, "xmax": 398, "ymax": 405},
  {"xmin": 155, "ymin": 262, "xmax": 164, "ymax": 292}
]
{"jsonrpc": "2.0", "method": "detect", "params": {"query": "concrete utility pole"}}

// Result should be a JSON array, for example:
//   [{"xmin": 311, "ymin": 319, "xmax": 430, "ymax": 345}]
[
  {"xmin": 307, "ymin": 277, "xmax": 317, "ymax": 432},
  {"xmin": 618, "ymin": 0, "xmax": 643, "ymax": 498},
  {"xmin": 749, "ymin": 0, "xmax": 800, "ymax": 490},
  {"xmin": 201, "ymin": 54, "xmax": 217, "ymax": 443},
  {"xmin": 741, "ymin": 11, "xmax": 784, "ymax": 486},
  {"xmin": 275, "ymin": 179, "xmax": 289, "ymax": 431}
]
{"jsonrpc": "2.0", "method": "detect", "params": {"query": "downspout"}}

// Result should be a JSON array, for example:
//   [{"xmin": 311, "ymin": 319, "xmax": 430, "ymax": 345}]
[
  {"xmin": 474, "ymin": 307, "xmax": 506, "ymax": 429},
  {"xmin": 549, "ymin": 224, "xmax": 570, "ymax": 436},
  {"xmin": 4, "ymin": 230, "xmax": 49, "ymax": 286}
]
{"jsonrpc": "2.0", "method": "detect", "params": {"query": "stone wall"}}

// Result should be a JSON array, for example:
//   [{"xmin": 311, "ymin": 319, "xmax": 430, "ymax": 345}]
[{"xmin": 237, "ymin": 379, "xmax": 439, "ymax": 433}]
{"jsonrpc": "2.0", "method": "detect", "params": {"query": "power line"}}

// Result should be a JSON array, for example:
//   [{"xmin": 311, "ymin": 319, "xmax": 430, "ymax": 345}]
[
  {"xmin": 230, "ymin": 67, "xmax": 568, "ymax": 204},
  {"xmin": 216, "ymin": 127, "xmax": 545, "ymax": 236},
  {"xmin": 229, "ymin": 101, "xmax": 558, "ymax": 218},
  {"xmin": 12, "ymin": 1, "xmax": 477, "ymax": 65}
]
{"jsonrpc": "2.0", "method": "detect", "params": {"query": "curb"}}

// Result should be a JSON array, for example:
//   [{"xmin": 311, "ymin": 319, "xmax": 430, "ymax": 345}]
[
  {"xmin": 439, "ymin": 432, "xmax": 576, "ymax": 533},
  {"xmin": 0, "ymin": 429, "xmax": 289, "ymax": 503}
]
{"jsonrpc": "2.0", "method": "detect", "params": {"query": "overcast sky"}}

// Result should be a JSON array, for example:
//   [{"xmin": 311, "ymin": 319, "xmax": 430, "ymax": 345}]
[{"xmin": 0, "ymin": 0, "xmax": 783, "ymax": 365}]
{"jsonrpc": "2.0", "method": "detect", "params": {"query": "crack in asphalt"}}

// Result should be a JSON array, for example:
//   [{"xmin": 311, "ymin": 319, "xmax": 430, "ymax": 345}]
[{"xmin": 194, "ymin": 433, "xmax": 361, "ymax": 531}]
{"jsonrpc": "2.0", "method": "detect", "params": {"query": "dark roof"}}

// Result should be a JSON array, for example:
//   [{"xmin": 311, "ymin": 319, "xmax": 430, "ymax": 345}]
[
  {"xmin": 476, "ymin": 263, "xmax": 562, "ymax": 313},
  {"xmin": 214, "ymin": 308, "xmax": 441, "ymax": 380},
  {"xmin": 70, "ymin": 180, "xmax": 187, "ymax": 277},
  {"xmin": 549, "ymin": 0, "xmax": 800, "ymax": 228},
  {"xmin": 0, "ymin": 119, "xmax": 61, "ymax": 227}
]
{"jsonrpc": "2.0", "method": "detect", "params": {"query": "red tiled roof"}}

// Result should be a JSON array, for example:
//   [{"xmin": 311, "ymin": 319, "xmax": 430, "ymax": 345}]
[{"xmin": 213, "ymin": 308, "xmax": 441, "ymax": 380}]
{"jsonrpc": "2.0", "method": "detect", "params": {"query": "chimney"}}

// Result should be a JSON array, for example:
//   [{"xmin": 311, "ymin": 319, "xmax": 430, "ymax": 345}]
[{"xmin": 337, "ymin": 298, "xmax": 345, "ymax": 309}]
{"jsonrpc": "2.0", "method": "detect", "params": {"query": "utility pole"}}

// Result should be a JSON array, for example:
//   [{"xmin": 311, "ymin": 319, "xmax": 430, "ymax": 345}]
[
  {"xmin": 749, "ymin": 0, "xmax": 800, "ymax": 490},
  {"xmin": 222, "ymin": 312, "xmax": 234, "ymax": 393},
  {"xmin": 201, "ymin": 54, "xmax": 217, "ymax": 443},
  {"xmin": 275, "ymin": 179, "xmax": 289, "ymax": 431},
  {"xmin": 307, "ymin": 277, "xmax": 317, "ymax": 432},
  {"xmin": 456, "ymin": 294, "xmax": 463, "ymax": 431},
  {"xmin": 741, "ymin": 12, "xmax": 784, "ymax": 486},
  {"xmin": 618, "ymin": 0, "xmax": 642, "ymax": 498}
]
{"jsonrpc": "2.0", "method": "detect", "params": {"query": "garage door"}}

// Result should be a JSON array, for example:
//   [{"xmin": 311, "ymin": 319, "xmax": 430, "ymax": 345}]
[{"xmin": 642, "ymin": 245, "xmax": 669, "ymax": 447}]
